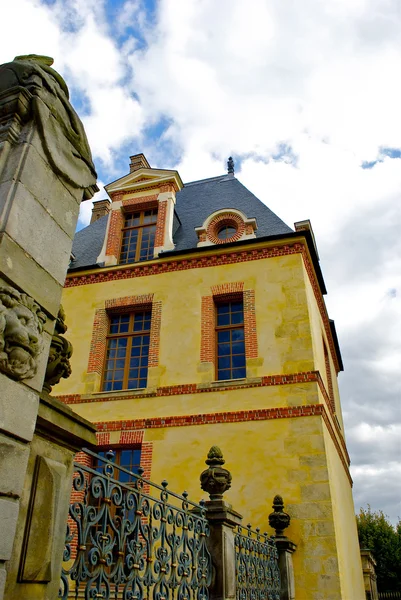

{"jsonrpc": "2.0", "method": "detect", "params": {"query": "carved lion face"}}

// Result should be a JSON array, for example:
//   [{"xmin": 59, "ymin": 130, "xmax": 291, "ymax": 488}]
[{"xmin": 0, "ymin": 285, "xmax": 46, "ymax": 380}]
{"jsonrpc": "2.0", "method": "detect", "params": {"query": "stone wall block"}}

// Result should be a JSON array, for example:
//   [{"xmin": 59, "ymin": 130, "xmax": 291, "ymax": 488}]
[
  {"xmin": 0, "ymin": 234, "xmax": 62, "ymax": 317},
  {"xmin": 0, "ymin": 374, "xmax": 39, "ymax": 442},
  {"xmin": 5, "ymin": 182, "xmax": 72, "ymax": 285},
  {"xmin": 0, "ymin": 434, "xmax": 30, "ymax": 497},
  {"xmin": 0, "ymin": 498, "xmax": 19, "ymax": 560}
]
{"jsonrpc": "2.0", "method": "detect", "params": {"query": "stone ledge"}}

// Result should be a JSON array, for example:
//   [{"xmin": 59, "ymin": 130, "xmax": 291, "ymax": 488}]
[{"xmin": 36, "ymin": 392, "xmax": 97, "ymax": 452}]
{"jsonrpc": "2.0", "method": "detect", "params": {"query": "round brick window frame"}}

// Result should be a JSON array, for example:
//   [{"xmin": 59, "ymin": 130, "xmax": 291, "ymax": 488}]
[{"xmin": 206, "ymin": 212, "xmax": 246, "ymax": 244}]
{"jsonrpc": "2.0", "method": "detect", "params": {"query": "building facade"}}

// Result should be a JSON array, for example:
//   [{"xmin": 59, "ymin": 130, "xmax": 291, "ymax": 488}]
[{"xmin": 57, "ymin": 153, "xmax": 365, "ymax": 599}]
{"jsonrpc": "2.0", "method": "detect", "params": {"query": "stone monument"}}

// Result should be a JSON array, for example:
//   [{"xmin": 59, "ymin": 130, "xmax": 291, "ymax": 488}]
[{"xmin": 0, "ymin": 55, "xmax": 97, "ymax": 599}]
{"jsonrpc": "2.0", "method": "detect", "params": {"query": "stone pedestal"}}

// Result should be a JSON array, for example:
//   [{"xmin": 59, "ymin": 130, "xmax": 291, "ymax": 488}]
[
  {"xmin": 4, "ymin": 392, "xmax": 96, "ymax": 600},
  {"xmin": 360, "ymin": 549, "xmax": 378, "ymax": 600},
  {"xmin": 0, "ymin": 55, "xmax": 97, "ymax": 600},
  {"xmin": 204, "ymin": 500, "xmax": 243, "ymax": 600},
  {"xmin": 274, "ymin": 536, "xmax": 297, "ymax": 600}
]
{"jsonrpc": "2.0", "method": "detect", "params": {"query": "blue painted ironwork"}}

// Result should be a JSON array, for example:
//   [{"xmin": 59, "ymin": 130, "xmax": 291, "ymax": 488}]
[
  {"xmin": 234, "ymin": 524, "xmax": 280, "ymax": 600},
  {"xmin": 59, "ymin": 448, "xmax": 211, "ymax": 600}
]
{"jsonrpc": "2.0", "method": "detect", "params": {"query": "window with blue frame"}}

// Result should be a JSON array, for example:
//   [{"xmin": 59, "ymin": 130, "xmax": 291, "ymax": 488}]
[
  {"xmin": 94, "ymin": 448, "xmax": 142, "ymax": 482},
  {"xmin": 102, "ymin": 311, "xmax": 151, "ymax": 391},
  {"xmin": 215, "ymin": 299, "xmax": 246, "ymax": 380}
]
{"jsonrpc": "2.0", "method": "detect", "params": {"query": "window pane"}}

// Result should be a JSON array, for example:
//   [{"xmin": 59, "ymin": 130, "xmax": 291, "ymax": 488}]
[
  {"xmin": 231, "ymin": 311, "xmax": 244, "ymax": 325},
  {"xmin": 232, "ymin": 367, "xmax": 246, "ymax": 379},
  {"xmin": 232, "ymin": 354, "xmax": 246, "ymax": 367},
  {"xmin": 217, "ymin": 313, "xmax": 230, "ymax": 326},
  {"xmin": 218, "ymin": 330, "xmax": 230, "ymax": 342},
  {"xmin": 218, "ymin": 357, "xmax": 230, "ymax": 369},
  {"xmin": 232, "ymin": 329, "xmax": 244, "ymax": 341},
  {"xmin": 232, "ymin": 342, "xmax": 245, "ymax": 355}
]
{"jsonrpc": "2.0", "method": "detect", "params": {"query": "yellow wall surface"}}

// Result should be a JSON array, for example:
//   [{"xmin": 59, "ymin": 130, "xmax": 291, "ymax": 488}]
[
  {"xmin": 58, "ymin": 240, "xmax": 362, "ymax": 599},
  {"xmin": 58, "ymin": 251, "xmax": 316, "ymax": 396},
  {"xmin": 324, "ymin": 426, "xmax": 365, "ymax": 599},
  {"xmin": 131, "ymin": 416, "xmax": 341, "ymax": 600}
]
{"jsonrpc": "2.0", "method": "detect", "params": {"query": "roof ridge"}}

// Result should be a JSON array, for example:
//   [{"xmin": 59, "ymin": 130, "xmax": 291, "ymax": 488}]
[{"xmin": 183, "ymin": 173, "xmax": 231, "ymax": 187}]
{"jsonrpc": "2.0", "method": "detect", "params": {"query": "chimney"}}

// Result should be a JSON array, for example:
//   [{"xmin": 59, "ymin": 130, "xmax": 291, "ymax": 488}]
[
  {"xmin": 129, "ymin": 153, "xmax": 151, "ymax": 173},
  {"xmin": 90, "ymin": 199, "xmax": 111, "ymax": 224}
]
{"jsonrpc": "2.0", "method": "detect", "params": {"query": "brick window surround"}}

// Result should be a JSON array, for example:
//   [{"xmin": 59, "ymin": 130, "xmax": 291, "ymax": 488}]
[
  {"xmin": 69, "ymin": 430, "xmax": 153, "ymax": 558},
  {"xmin": 105, "ymin": 192, "xmax": 170, "ymax": 262},
  {"xmin": 88, "ymin": 294, "xmax": 161, "ymax": 389},
  {"xmin": 200, "ymin": 282, "xmax": 258, "ymax": 376}
]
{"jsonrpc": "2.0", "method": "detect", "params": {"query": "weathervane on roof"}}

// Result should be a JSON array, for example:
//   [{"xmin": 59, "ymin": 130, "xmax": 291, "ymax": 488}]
[{"xmin": 227, "ymin": 156, "xmax": 234, "ymax": 175}]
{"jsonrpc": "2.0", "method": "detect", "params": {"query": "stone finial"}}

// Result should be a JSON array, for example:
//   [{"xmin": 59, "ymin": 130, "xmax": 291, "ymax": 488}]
[
  {"xmin": 268, "ymin": 495, "xmax": 291, "ymax": 536},
  {"xmin": 43, "ymin": 306, "xmax": 72, "ymax": 392},
  {"xmin": 227, "ymin": 156, "xmax": 234, "ymax": 175},
  {"xmin": 200, "ymin": 446, "xmax": 232, "ymax": 500}
]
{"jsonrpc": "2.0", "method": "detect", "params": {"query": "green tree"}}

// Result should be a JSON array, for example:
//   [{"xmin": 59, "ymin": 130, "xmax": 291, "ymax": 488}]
[{"xmin": 356, "ymin": 506, "xmax": 401, "ymax": 592}]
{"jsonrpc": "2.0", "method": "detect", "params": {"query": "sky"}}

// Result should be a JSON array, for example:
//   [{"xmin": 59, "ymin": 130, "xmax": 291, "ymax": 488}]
[{"xmin": 1, "ymin": 0, "xmax": 400, "ymax": 525}]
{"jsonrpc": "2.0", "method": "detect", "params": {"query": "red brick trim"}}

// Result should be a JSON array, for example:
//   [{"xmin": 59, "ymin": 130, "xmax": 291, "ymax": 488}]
[
  {"xmin": 105, "ymin": 294, "xmax": 154, "ymax": 310},
  {"xmin": 119, "ymin": 430, "xmax": 144, "ymax": 445},
  {"xmin": 121, "ymin": 194, "xmax": 158, "ymax": 210},
  {"xmin": 323, "ymin": 340, "xmax": 336, "ymax": 413},
  {"xmin": 95, "ymin": 403, "xmax": 324, "ymax": 432},
  {"xmin": 206, "ymin": 212, "xmax": 245, "ymax": 244},
  {"xmin": 200, "ymin": 296, "xmax": 215, "ymax": 363},
  {"xmin": 200, "ymin": 283, "xmax": 258, "ymax": 367},
  {"xmin": 154, "ymin": 200, "xmax": 167, "ymax": 248},
  {"xmin": 244, "ymin": 289, "xmax": 258, "ymax": 358},
  {"xmin": 149, "ymin": 301, "xmax": 162, "ymax": 367},
  {"xmin": 211, "ymin": 282, "xmax": 244, "ymax": 295},
  {"xmin": 66, "ymin": 243, "xmax": 302, "ymax": 289},
  {"xmin": 88, "ymin": 309, "xmax": 108, "ymax": 375},
  {"xmin": 93, "ymin": 404, "xmax": 351, "ymax": 485},
  {"xmin": 140, "ymin": 441, "xmax": 153, "ymax": 480},
  {"xmin": 96, "ymin": 431, "xmax": 110, "ymax": 446},
  {"xmin": 105, "ymin": 210, "xmax": 124, "ymax": 258},
  {"xmin": 87, "ymin": 294, "xmax": 161, "ymax": 380},
  {"xmin": 58, "ymin": 370, "xmax": 322, "ymax": 405}
]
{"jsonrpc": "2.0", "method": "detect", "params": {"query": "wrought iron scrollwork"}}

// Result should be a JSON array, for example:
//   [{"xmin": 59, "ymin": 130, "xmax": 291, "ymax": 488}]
[
  {"xmin": 61, "ymin": 448, "xmax": 211, "ymax": 600},
  {"xmin": 234, "ymin": 524, "xmax": 280, "ymax": 600}
]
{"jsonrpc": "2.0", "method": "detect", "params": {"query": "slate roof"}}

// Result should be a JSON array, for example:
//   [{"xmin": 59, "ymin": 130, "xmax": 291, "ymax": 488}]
[{"xmin": 69, "ymin": 173, "xmax": 293, "ymax": 271}]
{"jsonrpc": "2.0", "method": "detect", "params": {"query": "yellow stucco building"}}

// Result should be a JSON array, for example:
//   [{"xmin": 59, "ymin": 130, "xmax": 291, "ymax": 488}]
[{"xmin": 57, "ymin": 153, "xmax": 365, "ymax": 599}]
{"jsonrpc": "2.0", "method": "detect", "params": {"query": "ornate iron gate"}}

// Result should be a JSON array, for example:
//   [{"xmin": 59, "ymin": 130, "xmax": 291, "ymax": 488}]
[
  {"xmin": 234, "ymin": 524, "xmax": 281, "ymax": 600},
  {"xmin": 59, "ymin": 448, "xmax": 211, "ymax": 600}
]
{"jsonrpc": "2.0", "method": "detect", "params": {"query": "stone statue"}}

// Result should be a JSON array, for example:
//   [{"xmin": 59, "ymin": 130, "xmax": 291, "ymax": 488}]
[
  {"xmin": 0, "ymin": 54, "xmax": 97, "ymax": 197},
  {"xmin": 0, "ymin": 284, "xmax": 46, "ymax": 380},
  {"xmin": 43, "ymin": 306, "xmax": 72, "ymax": 392}
]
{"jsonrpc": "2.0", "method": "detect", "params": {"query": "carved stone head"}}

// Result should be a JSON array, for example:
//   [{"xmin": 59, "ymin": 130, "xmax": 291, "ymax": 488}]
[{"xmin": 0, "ymin": 285, "xmax": 46, "ymax": 380}]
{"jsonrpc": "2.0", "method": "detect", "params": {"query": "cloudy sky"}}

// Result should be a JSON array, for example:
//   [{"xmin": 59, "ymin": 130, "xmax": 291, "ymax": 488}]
[{"xmin": 1, "ymin": 0, "xmax": 400, "ymax": 524}]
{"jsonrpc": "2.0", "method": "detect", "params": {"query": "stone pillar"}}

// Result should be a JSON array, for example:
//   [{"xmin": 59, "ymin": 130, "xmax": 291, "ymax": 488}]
[
  {"xmin": 200, "ymin": 446, "xmax": 241, "ymax": 600},
  {"xmin": 204, "ymin": 500, "xmax": 242, "ymax": 600},
  {"xmin": 0, "ymin": 54, "xmax": 98, "ymax": 599},
  {"xmin": 269, "ymin": 495, "xmax": 297, "ymax": 600}
]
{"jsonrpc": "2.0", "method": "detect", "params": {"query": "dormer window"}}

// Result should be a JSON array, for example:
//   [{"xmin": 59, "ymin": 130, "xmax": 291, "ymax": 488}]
[
  {"xmin": 195, "ymin": 209, "xmax": 257, "ymax": 247},
  {"xmin": 120, "ymin": 209, "xmax": 157, "ymax": 264}
]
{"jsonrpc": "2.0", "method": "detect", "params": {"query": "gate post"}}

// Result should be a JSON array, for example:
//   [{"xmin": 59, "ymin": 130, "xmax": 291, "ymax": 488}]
[
  {"xmin": 200, "ymin": 446, "xmax": 242, "ymax": 600},
  {"xmin": 269, "ymin": 495, "xmax": 297, "ymax": 600}
]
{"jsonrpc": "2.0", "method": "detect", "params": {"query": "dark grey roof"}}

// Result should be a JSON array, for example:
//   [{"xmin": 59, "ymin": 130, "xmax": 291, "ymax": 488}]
[
  {"xmin": 70, "ymin": 213, "xmax": 108, "ymax": 270},
  {"xmin": 70, "ymin": 173, "xmax": 293, "ymax": 271},
  {"xmin": 173, "ymin": 173, "xmax": 292, "ymax": 251}
]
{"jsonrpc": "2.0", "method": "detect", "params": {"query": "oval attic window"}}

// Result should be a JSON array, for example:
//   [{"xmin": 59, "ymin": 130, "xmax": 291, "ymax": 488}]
[{"xmin": 217, "ymin": 225, "xmax": 237, "ymax": 240}]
